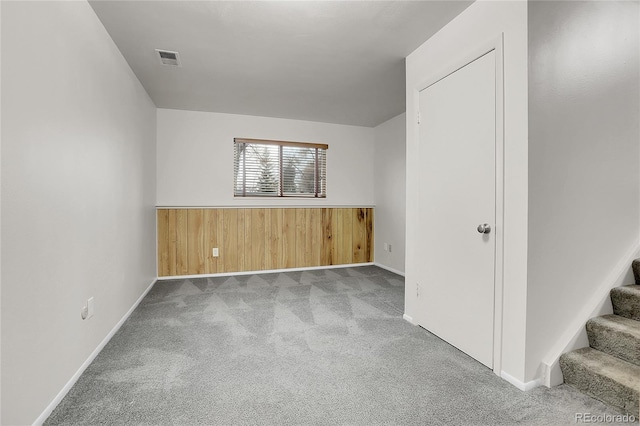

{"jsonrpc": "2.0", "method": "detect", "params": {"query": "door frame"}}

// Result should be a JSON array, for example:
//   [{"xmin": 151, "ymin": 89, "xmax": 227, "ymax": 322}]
[{"xmin": 411, "ymin": 34, "xmax": 505, "ymax": 376}]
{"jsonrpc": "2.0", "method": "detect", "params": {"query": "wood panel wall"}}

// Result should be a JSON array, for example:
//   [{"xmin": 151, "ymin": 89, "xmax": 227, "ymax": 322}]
[{"xmin": 157, "ymin": 208, "xmax": 374, "ymax": 277}]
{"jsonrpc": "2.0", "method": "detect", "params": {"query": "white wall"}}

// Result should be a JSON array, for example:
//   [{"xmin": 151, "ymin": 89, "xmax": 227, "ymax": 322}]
[
  {"xmin": 526, "ymin": 0, "xmax": 640, "ymax": 382},
  {"xmin": 0, "ymin": 0, "xmax": 3, "ymax": 417},
  {"xmin": 157, "ymin": 109, "xmax": 375, "ymax": 207},
  {"xmin": 1, "ymin": 2, "xmax": 157, "ymax": 424},
  {"xmin": 405, "ymin": 0, "xmax": 529, "ymax": 382},
  {"xmin": 374, "ymin": 113, "xmax": 406, "ymax": 274}
]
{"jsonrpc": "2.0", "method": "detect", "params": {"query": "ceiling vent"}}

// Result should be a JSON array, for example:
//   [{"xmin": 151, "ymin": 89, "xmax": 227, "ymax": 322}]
[{"xmin": 155, "ymin": 49, "xmax": 181, "ymax": 67}]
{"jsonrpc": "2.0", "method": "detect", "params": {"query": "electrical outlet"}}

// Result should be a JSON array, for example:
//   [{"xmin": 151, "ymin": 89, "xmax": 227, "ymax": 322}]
[
  {"xmin": 81, "ymin": 297, "xmax": 94, "ymax": 320},
  {"xmin": 87, "ymin": 297, "xmax": 94, "ymax": 319},
  {"xmin": 384, "ymin": 243, "xmax": 389, "ymax": 251},
  {"xmin": 212, "ymin": 248, "xmax": 219, "ymax": 257}
]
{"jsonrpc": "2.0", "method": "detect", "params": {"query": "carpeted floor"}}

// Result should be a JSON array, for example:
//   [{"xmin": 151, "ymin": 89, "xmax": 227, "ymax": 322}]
[{"xmin": 46, "ymin": 266, "xmax": 635, "ymax": 425}]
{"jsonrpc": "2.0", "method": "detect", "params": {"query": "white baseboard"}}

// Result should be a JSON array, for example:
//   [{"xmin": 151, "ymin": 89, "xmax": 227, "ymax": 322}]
[
  {"xmin": 157, "ymin": 262, "xmax": 375, "ymax": 280},
  {"xmin": 543, "ymin": 360, "xmax": 565, "ymax": 388},
  {"xmin": 539, "ymin": 240, "xmax": 640, "ymax": 388},
  {"xmin": 33, "ymin": 279, "xmax": 156, "ymax": 426},
  {"xmin": 403, "ymin": 313, "xmax": 416, "ymax": 325},
  {"xmin": 373, "ymin": 262, "xmax": 405, "ymax": 277},
  {"xmin": 501, "ymin": 371, "xmax": 543, "ymax": 392}
]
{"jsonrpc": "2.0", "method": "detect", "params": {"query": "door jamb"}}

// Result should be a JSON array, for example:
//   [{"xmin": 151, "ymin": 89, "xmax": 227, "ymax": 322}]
[{"xmin": 412, "ymin": 34, "xmax": 505, "ymax": 376}]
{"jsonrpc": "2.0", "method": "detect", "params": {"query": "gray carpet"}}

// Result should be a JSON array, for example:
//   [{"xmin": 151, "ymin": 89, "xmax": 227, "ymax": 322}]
[{"xmin": 46, "ymin": 266, "xmax": 635, "ymax": 425}]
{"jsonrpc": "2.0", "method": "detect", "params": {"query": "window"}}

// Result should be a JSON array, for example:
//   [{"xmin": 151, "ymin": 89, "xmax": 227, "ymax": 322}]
[{"xmin": 234, "ymin": 138, "xmax": 328, "ymax": 198}]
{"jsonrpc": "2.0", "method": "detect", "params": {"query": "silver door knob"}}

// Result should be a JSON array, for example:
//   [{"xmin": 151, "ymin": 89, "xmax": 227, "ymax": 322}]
[{"xmin": 477, "ymin": 224, "xmax": 491, "ymax": 234}]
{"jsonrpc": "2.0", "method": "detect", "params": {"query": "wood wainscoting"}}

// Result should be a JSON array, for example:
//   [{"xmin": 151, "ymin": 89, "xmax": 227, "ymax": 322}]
[{"xmin": 157, "ymin": 207, "xmax": 373, "ymax": 277}]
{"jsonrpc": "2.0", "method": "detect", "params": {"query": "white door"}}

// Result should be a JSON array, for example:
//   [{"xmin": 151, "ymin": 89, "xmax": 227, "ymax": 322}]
[{"xmin": 417, "ymin": 51, "xmax": 496, "ymax": 368}]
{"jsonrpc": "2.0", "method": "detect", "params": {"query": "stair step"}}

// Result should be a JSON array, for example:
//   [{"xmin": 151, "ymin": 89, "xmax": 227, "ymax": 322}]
[
  {"xmin": 587, "ymin": 315, "xmax": 640, "ymax": 366},
  {"xmin": 610, "ymin": 285, "xmax": 640, "ymax": 321},
  {"xmin": 634, "ymin": 259, "xmax": 640, "ymax": 284},
  {"xmin": 560, "ymin": 347, "xmax": 640, "ymax": 417}
]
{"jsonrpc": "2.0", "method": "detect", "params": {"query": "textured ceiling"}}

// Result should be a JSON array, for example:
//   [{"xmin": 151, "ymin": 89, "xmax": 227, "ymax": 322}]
[{"xmin": 89, "ymin": 1, "xmax": 473, "ymax": 127}]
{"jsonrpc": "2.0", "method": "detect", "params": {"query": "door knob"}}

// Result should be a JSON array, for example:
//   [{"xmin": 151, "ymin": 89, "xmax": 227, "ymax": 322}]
[{"xmin": 477, "ymin": 223, "xmax": 491, "ymax": 234}]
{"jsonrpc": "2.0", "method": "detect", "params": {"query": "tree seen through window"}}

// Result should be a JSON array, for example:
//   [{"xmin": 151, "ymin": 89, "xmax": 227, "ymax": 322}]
[{"xmin": 234, "ymin": 138, "xmax": 327, "ymax": 198}]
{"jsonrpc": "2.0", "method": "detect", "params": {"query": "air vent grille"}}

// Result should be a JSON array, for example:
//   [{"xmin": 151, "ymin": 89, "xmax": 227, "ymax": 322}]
[{"xmin": 155, "ymin": 49, "xmax": 181, "ymax": 67}]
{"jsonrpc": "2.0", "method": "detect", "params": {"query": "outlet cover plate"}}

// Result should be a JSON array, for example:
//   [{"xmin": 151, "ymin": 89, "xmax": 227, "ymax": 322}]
[{"xmin": 87, "ymin": 297, "xmax": 94, "ymax": 319}]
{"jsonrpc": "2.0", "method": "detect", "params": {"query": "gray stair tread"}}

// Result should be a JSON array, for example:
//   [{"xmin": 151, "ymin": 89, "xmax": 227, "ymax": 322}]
[
  {"xmin": 611, "ymin": 284, "xmax": 640, "ymax": 296},
  {"xmin": 610, "ymin": 285, "xmax": 640, "ymax": 320},
  {"xmin": 587, "ymin": 315, "xmax": 640, "ymax": 365},
  {"xmin": 588, "ymin": 314, "xmax": 640, "ymax": 339},
  {"xmin": 561, "ymin": 347, "xmax": 640, "ymax": 392},
  {"xmin": 561, "ymin": 347, "xmax": 640, "ymax": 416}
]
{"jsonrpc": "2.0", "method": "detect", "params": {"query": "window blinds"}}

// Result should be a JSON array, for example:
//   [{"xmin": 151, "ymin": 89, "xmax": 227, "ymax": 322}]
[{"xmin": 234, "ymin": 138, "xmax": 328, "ymax": 198}]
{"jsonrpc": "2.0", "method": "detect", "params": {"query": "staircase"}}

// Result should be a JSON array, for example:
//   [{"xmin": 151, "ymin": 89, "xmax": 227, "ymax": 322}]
[{"xmin": 559, "ymin": 259, "xmax": 640, "ymax": 417}]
